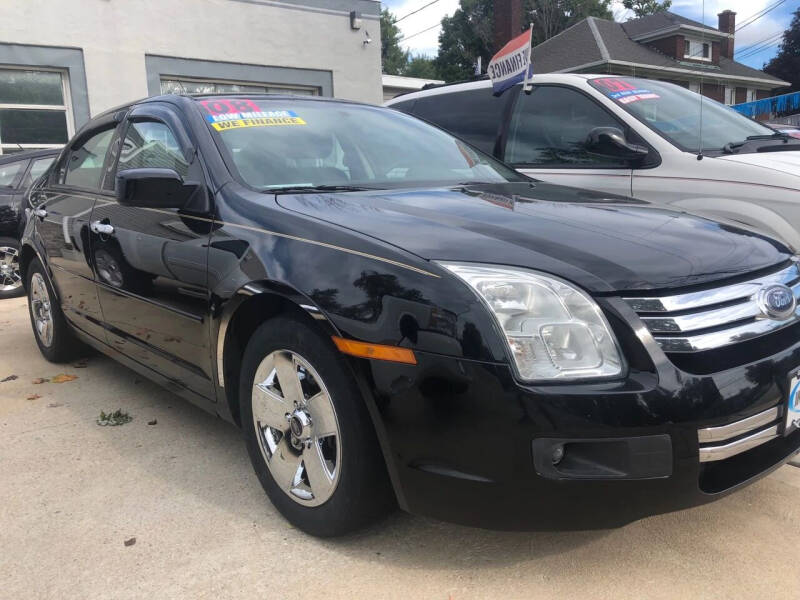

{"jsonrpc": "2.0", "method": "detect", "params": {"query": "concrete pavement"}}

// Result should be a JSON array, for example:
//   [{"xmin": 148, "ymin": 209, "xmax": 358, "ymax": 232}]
[{"xmin": 1, "ymin": 295, "xmax": 799, "ymax": 599}]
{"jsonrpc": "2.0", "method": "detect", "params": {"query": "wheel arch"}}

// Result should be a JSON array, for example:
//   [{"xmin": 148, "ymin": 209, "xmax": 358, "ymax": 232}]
[
  {"xmin": 216, "ymin": 279, "xmax": 341, "ymax": 427},
  {"xmin": 18, "ymin": 241, "xmax": 51, "ymax": 295}
]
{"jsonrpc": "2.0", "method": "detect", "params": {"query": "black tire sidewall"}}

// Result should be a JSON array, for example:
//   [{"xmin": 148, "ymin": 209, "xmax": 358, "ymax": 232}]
[
  {"xmin": 240, "ymin": 316, "xmax": 394, "ymax": 537},
  {"xmin": 0, "ymin": 237, "xmax": 24, "ymax": 299},
  {"xmin": 26, "ymin": 258, "xmax": 75, "ymax": 363}
]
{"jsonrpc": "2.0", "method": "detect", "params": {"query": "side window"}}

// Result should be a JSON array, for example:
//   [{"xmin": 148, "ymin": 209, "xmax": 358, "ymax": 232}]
[
  {"xmin": 117, "ymin": 121, "xmax": 189, "ymax": 178},
  {"xmin": 63, "ymin": 128, "xmax": 116, "ymax": 189},
  {"xmin": 22, "ymin": 156, "xmax": 55, "ymax": 188},
  {"xmin": 505, "ymin": 86, "xmax": 628, "ymax": 167},
  {"xmin": 412, "ymin": 89, "xmax": 505, "ymax": 155},
  {"xmin": 0, "ymin": 160, "xmax": 25, "ymax": 188}
]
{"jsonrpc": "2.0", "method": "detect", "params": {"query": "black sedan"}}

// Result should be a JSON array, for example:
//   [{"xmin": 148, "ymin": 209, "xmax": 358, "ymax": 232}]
[
  {"xmin": 19, "ymin": 94, "xmax": 800, "ymax": 536},
  {"xmin": 0, "ymin": 149, "xmax": 58, "ymax": 298}
]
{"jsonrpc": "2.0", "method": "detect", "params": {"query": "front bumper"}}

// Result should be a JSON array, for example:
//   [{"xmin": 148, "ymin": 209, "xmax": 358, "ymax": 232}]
[{"xmin": 361, "ymin": 342, "xmax": 800, "ymax": 531}]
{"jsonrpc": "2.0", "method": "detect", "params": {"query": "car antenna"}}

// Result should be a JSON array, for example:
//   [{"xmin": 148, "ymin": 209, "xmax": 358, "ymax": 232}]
[{"xmin": 697, "ymin": 0, "xmax": 705, "ymax": 161}]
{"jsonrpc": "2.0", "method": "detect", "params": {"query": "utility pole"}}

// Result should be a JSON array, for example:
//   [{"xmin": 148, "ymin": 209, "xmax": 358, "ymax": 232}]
[{"xmin": 493, "ymin": 0, "xmax": 522, "ymax": 53}]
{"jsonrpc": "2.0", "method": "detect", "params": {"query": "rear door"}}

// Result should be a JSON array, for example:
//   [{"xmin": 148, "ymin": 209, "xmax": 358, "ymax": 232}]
[
  {"xmin": 502, "ymin": 85, "xmax": 633, "ymax": 197},
  {"xmin": 34, "ymin": 122, "xmax": 121, "ymax": 341},
  {"xmin": 90, "ymin": 104, "xmax": 215, "ymax": 400}
]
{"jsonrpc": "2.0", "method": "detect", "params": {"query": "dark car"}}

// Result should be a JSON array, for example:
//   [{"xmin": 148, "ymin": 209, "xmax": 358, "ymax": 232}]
[
  {"xmin": 18, "ymin": 94, "xmax": 800, "ymax": 537},
  {"xmin": 0, "ymin": 149, "xmax": 58, "ymax": 298}
]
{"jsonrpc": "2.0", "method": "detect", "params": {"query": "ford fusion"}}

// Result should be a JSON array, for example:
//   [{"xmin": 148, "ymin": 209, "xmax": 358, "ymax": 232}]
[{"xmin": 20, "ymin": 94, "xmax": 800, "ymax": 536}]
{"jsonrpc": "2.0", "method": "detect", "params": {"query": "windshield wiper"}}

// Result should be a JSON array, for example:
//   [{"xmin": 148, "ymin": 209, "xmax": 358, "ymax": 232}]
[
  {"xmin": 265, "ymin": 184, "xmax": 381, "ymax": 195},
  {"xmin": 722, "ymin": 132, "xmax": 796, "ymax": 153}
]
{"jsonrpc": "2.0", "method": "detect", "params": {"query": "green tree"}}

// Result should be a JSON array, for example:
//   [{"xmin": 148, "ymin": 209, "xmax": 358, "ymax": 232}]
[
  {"xmin": 622, "ymin": 0, "xmax": 672, "ymax": 18},
  {"xmin": 434, "ymin": 0, "xmax": 615, "ymax": 82},
  {"xmin": 381, "ymin": 9, "xmax": 409, "ymax": 75},
  {"xmin": 764, "ymin": 8, "xmax": 800, "ymax": 93},
  {"xmin": 525, "ymin": 0, "xmax": 613, "ymax": 42},
  {"xmin": 434, "ymin": 0, "xmax": 495, "ymax": 82},
  {"xmin": 405, "ymin": 55, "xmax": 441, "ymax": 79}
]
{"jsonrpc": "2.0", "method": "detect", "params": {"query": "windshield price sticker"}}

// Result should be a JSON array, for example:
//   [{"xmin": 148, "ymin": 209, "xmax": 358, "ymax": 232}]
[
  {"xmin": 593, "ymin": 78, "xmax": 659, "ymax": 104},
  {"xmin": 207, "ymin": 110, "xmax": 307, "ymax": 131},
  {"xmin": 787, "ymin": 373, "xmax": 800, "ymax": 435}
]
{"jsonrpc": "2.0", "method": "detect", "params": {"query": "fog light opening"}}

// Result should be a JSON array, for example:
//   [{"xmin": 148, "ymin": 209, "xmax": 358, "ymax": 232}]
[{"xmin": 552, "ymin": 444, "xmax": 565, "ymax": 465}]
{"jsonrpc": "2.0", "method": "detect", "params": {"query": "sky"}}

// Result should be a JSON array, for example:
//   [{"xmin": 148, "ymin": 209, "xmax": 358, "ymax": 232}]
[{"xmin": 382, "ymin": 0, "xmax": 797, "ymax": 69}]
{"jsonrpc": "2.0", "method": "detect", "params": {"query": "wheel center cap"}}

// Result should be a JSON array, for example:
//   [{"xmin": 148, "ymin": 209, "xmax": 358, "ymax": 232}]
[{"xmin": 289, "ymin": 409, "xmax": 312, "ymax": 439}]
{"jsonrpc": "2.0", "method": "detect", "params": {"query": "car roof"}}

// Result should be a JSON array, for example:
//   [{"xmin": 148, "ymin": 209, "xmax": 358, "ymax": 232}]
[
  {"xmin": 0, "ymin": 148, "xmax": 61, "ymax": 165},
  {"xmin": 384, "ymin": 73, "xmax": 605, "ymax": 105}
]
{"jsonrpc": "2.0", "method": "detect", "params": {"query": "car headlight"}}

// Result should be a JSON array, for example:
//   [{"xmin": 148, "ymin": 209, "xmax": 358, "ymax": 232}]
[{"xmin": 439, "ymin": 263, "xmax": 624, "ymax": 381}]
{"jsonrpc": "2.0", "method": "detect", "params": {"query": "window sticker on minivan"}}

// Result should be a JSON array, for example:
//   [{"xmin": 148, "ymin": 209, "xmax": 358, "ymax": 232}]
[{"xmin": 592, "ymin": 78, "xmax": 660, "ymax": 104}]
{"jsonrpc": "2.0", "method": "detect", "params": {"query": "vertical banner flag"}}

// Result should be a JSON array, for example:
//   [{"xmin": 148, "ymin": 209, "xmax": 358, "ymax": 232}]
[{"xmin": 487, "ymin": 27, "xmax": 534, "ymax": 96}]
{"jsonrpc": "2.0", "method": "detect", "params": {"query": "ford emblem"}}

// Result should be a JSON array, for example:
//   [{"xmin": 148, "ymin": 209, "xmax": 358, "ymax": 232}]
[{"xmin": 757, "ymin": 284, "xmax": 796, "ymax": 320}]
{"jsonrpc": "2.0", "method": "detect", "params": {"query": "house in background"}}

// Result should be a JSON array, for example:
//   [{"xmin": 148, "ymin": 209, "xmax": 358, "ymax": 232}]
[
  {"xmin": 382, "ymin": 74, "xmax": 444, "ymax": 102},
  {"xmin": 531, "ymin": 10, "xmax": 789, "ymax": 105}
]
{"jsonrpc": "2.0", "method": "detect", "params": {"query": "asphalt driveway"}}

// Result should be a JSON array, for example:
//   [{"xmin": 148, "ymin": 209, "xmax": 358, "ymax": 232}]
[{"xmin": 1, "ymin": 295, "xmax": 799, "ymax": 599}]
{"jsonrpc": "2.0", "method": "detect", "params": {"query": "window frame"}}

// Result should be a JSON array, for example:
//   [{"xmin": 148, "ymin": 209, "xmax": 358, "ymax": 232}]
[
  {"xmin": 160, "ymin": 75, "xmax": 320, "ymax": 97},
  {"xmin": 683, "ymin": 38, "xmax": 711, "ymax": 62},
  {"xmin": 502, "ymin": 83, "xmax": 651, "ymax": 170},
  {"xmin": 51, "ymin": 121, "xmax": 124, "ymax": 194},
  {"xmin": 103, "ymin": 103, "xmax": 202, "ymax": 195},
  {"xmin": 0, "ymin": 65, "xmax": 74, "ymax": 155}
]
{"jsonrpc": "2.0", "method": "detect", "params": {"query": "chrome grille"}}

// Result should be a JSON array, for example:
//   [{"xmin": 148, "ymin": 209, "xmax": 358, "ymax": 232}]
[{"xmin": 624, "ymin": 263, "xmax": 800, "ymax": 353}]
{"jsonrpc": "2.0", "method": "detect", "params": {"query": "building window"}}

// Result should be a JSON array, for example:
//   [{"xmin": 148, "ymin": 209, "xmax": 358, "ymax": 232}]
[
  {"xmin": 160, "ymin": 77, "xmax": 319, "ymax": 97},
  {"xmin": 0, "ymin": 67, "xmax": 72, "ymax": 155},
  {"xmin": 746, "ymin": 89, "xmax": 756, "ymax": 103},
  {"xmin": 684, "ymin": 39, "xmax": 711, "ymax": 61},
  {"xmin": 689, "ymin": 82, "xmax": 701, "ymax": 94},
  {"xmin": 724, "ymin": 86, "xmax": 735, "ymax": 105}
]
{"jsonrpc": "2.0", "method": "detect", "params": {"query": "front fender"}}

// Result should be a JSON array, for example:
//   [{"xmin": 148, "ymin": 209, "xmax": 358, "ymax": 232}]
[{"xmin": 213, "ymin": 279, "xmax": 341, "ymax": 390}]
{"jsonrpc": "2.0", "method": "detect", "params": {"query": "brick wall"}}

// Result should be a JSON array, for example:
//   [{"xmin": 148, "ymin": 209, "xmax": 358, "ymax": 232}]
[{"xmin": 647, "ymin": 35, "xmax": 682, "ymax": 59}]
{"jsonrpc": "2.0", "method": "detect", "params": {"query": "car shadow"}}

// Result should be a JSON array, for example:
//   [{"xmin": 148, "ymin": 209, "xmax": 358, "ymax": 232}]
[{"xmin": 70, "ymin": 350, "xmax": 608, "ymax": 569}]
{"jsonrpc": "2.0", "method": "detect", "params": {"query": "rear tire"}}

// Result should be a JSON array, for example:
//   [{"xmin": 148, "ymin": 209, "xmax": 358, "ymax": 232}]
[
  {"xmin": 240, "ymin": 315, "xmax": 395, "ymax": 536},
  {"xmin": 26, "ymin": 258, "xmax": 82, "ymax": 363},
  {"xmin": 0, "ymin": 237, "xmax": 24, "ymax": 299}
]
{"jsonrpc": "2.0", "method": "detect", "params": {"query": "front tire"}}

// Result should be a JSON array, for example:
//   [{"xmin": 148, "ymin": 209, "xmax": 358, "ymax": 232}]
[
  {"xmin": 26, "ymin": 258, "xmax": 81, "ymax": 362},
  {"xmin": 0, "ymin": 237, "xmax": 24, "ymax": 299},
  {"xmin": 240, "ymin": 316, "xmax": 395, "ymax": 536}
]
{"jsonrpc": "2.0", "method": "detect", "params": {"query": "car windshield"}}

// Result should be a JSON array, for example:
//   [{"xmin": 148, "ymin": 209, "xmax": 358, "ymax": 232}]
[
  {"xmin": 588, "ymin": 77, "xmax": 774, "ymax": 153},
  {"xmin": 196, "ymin": 97, "xmax": 524, "ymax": 191}
]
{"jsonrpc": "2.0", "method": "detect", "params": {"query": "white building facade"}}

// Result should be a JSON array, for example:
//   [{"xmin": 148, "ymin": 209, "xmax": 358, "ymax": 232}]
[{"xmin": 0, "ymin": 0, "xmax": 382, "ymax": 154}]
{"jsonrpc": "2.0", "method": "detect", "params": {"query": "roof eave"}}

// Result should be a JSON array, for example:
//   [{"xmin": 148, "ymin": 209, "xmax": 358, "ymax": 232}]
[{"xmin": 556, "ymin": 60, "xmax": 790, "ymax": 88}]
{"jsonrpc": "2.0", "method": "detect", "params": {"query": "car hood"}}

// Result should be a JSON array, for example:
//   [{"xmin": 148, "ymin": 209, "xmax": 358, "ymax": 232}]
[
  {"xmin": 716, "ymin": 150, "xmax": 800, "ymax": 179},
  {"xmin": 276, "ymin": 182, "xmax": 789, "ymax": 293}
]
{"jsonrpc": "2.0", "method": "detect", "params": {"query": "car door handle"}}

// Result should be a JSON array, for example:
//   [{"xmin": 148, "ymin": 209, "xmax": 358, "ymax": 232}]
[
  {"xmin": 32, "ymin": 208, "xmax": 47, "ymax": 219},
  {"xmin": 90, "ymin": 221, "xmax": 114, "ymax": 235}
]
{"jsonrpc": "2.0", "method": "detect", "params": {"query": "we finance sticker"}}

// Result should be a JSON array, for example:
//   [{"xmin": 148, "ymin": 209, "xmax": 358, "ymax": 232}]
[
  {"xmin": 198, "ymin": 99, "xmax": 306, "ymax": 131},
  {"xmin": 207, "ymin": 110, "xmax": 306, "ymax": 131}
]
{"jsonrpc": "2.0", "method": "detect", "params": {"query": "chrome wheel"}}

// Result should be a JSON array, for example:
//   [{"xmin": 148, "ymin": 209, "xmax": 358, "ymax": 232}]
[
  {"xmin": 30, "ymin": 272, "xmax": 54, "ymax": 347},
  {"xmin": 0, "ymin": 245, "xmax": 21, "ymax": 293},
  {"xmin": 252, "ymin": 350, "xmax": 341, "ymax": 506}
]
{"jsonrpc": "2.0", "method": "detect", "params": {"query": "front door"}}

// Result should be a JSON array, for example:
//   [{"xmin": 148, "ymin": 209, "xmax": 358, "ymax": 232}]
[
  {"xmin": 33, "ymin": 125, "xmax": 119, "ymax": 341},
  {"xmin": 503, "ymin": 85, "xmax": 633, "ymax": 198},
  {"xmin": 91, "ymin": 111, "xmax": 215, "ymax": 400}
]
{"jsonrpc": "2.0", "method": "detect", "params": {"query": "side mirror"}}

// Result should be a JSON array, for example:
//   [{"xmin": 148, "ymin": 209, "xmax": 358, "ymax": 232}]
[
  {"xmin": 116, "ymin": 168, "xmax": 199, "ymax": 209},
  {"xmin": 586, "ymin": 127, "xmax": 649, "ymax": 163}
]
